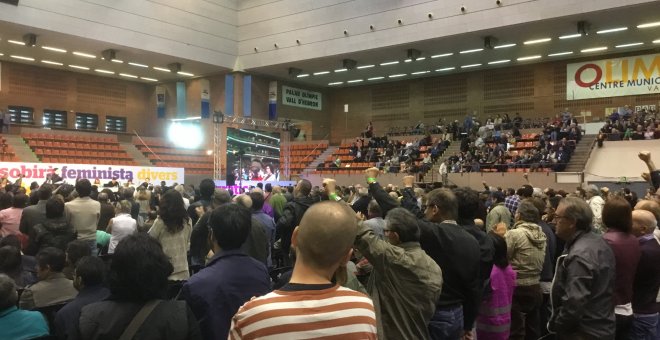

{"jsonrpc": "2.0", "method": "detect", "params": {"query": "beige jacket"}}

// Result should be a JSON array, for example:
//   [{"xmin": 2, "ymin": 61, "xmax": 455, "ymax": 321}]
[
  {"xmin": 506, "ymin": 221, "xmax": 547, "ymax": 286},
  {"xmin": 65, "ymin": 197, "xmax": 101, "ymax": 241},
  {"xmin": 19, "ymin": 273, "xmax": 78, "ymax": 309}
]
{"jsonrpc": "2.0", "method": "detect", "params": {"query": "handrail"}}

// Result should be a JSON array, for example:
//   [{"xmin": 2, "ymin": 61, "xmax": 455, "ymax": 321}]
[
  {"xmin": 297, "ymin": 134, "xmax": 330, "ymax": 164},
  {"xmin": 132, "ymin": 130, "xmax": 163, "ymax": 163}
]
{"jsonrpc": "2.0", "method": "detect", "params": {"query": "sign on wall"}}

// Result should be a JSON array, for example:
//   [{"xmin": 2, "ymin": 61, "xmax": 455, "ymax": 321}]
[
  {"xmin": 0, "ymin": 162, "xmax": 184, "ymax": 186},
  {"xmin": 282, "ymin": 85, "xmax": 322, "ymax": 110},
  {"xmin": 567, "ymin": 53, "xmax": 660, "ymax": 100}
]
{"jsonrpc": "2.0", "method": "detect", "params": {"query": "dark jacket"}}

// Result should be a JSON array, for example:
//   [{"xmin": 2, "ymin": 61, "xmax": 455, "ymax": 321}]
[
  {"xmin": 32, "ymin": 218, "xmax": 76, "ymax": 252},
  {"xmin": 370, "ymin": 182, "xmax": 482, "ymax": 331},
  {"xmin": 54, "ymin": 285, "xmax": 110, "ymax": 340},
  {"xmin": 603, "ymin": 230, "xmax": 641, "ymax": 307},
  {"xmin": 632, "ymin": 234, "xmax": 660, "ymax": 314},
  {"xmin": 549, "ymin": 230, "xmax": 616, "ymax": 339},
  {"xmin": 352, "ymin": 195, "xmax": 371, "ymax": 216},
  {"xmin": 75, "ymin": 299, "xmax": 201, "ymax": 340},
  {"xmin": 180, "ymin": 250, "xmax": 271, "ymax": 340},
  {"xmin": 19, "ymin": 200, "xmax": 48, "ymax": 255},
  {"xmin": 461, "ymin": 223, "xmax": 494, "ymax": 294},
  {"xmin": 275, "ymin": 195, "xmax": 316, "ymax": 253},
  {"xmin": 539, "ymin": 221, "xmax": 557, "ymax": 282}
]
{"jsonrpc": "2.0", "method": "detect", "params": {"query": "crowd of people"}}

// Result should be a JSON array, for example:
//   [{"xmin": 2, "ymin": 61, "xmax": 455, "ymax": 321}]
[
  {"xmin": 439, "ymin": 110, "xmax": 582, "ymax": 173},
  {"xmin": 0, "ymin": 149, "xmax": 658, "ymax": 340},
  {"xmin": 597, "ymin": 107, "xmax": 660, "ymax": 146}
]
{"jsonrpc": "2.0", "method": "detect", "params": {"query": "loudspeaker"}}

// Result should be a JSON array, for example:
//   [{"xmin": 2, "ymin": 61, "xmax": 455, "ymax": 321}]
[
  {"xmin": 22, "ymin": 33, "xmax": 36, "ymax": 47},
  {"xmin": 0, "ymin": 0, "xmax": 19, "ymax": 5},
  {"xmin": 342, "ymin": 59, "xmax": 357, "ymax": 70}
]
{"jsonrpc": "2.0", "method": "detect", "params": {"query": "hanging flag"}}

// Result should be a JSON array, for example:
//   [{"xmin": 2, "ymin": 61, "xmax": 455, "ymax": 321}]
[
  {"xmin": 200, "ymin": 78, "xmax": 210, "ymax": 119},
  {"xmin": 268, "ymin": 81, "xmax": 277, "ymax": 120},
  {"xmin": 156, "ymin": 86, "xmax": 166, "ymax": 118}
]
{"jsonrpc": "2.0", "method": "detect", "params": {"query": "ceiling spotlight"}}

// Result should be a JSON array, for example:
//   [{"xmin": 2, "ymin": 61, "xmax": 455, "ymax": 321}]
[
  {"xmin": 167, "ymin": 62, "xmax": 182, "ymax": 73},
  {"xmin": 427, "ymin": 13, "xmax": 433, "ymax": 19},
  {"xmin": 101, "ymin": 49, "xmax": 117, "ymax": 61},
  {"xmin": 343, "ymin": 59, "xmax": 357, "ymax": 70},
  {"xmin": 296, "ymin": 39, "xmax": 301, "ymax": 44},
  {"xmin": 577, "ymin": 21, "xmax": 590, "ymax": 35},
  {"xmin": 274, "ymin": 43, "xmax": 278, "ymax": 48},
  {"xmin": 288, "ymin": 67, "xmax": 302, "ymax": 77},
  {"xmin": 397, "ymin": 19, "xmax": 403, "ymax": 25},
  {"xmin": 369, "ymin": 25, "xmax": 375, "ymax": 30},
  {"xmin": 22, "ymin": 33, "xmax": 37, "ymax": 47},
  {"xmin": 407, "ymin": 49, "xmax": 422, "ymax": 60},
  {"xmin": 460, "ymin": 5, "xmax": 466, "ymax": 12},
  {"xmin": 484, "ymin": 36, "xmax": 499, "ymax": 49},
  {"xmin": 343, "ymin": 30, "xmax": 348, "ymax": 35},
  {"xmin": 254, "ymin": 47, "xmax": 258, "ymax": 52},
  {"xmin": 496, "ymin": 0, "xmax": 502, "ymax": 5}
]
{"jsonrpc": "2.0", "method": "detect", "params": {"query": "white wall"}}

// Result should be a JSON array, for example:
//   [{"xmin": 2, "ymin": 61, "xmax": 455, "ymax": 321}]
[
  {"xmin": 584, "ymin": 139, "xmax": 660, "ymax": 182},
  {"xmin": 0, "ymin": 0, "xmax": 238, "ymax": 67}
]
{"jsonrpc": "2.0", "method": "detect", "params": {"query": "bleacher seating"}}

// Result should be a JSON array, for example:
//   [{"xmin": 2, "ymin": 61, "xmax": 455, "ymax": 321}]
[
  {"xmin": 133, "ymin": 137, "xmax": 215, "ymax": 175},
  {"xmin": 0, "ymin": 136, "xmax": 19, "ymax": 162},
  {"xmin": 281, "ymin": 141, "xmax": 328, "ymax": 175},
  {"xmin": 22, "ymin": 133, "xmax": 136, "ymax": 165}
]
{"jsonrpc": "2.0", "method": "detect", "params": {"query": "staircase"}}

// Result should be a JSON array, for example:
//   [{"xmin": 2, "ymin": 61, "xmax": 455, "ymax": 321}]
[
  {"xmin": 120, "ymin": 142, "xmax": 152, "ymax": 166},
  {"xmin": 422, "ymin": 142, "xmax": 460, "ymax": 182},
  {"xmin": 3, "ymin": 135, "xmax": 39, "ymax": 162},
  {"xmin": 564, "ymin": 134, "xmax": 597, "ymax": 172},
  {"xmin": 303, "ymin": 146, "xmax": 338, "ymax": 173}
]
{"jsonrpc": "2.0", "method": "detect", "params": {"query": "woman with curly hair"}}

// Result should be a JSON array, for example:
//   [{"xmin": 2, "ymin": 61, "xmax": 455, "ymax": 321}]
[{"xmin": 148, "ymin": 190, "xmax": 192, "ymax": 280}]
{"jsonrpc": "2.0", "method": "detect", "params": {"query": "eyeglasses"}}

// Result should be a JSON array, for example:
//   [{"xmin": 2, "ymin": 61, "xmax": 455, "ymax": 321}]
[{"xmin": 554, "ymin": 214, "xmax": 569, "ymax": 220}]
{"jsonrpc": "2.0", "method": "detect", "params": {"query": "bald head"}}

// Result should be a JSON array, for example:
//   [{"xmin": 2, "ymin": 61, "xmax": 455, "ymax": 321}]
[
  {"xmin": 294, "ymin": 201, "xmax": 357, "ymax": 271},
  {"xmin": 635, "ymin": 200, "xmax": 660, "ymax": 223},
  {"xmin": 632, "ymin": 210, "xmax": 657, "ymax": 237}
]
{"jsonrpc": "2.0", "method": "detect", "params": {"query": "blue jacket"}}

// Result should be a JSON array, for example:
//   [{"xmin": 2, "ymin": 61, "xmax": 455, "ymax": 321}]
[
  {"xmin": 0, "ymin": 306, "xmax": 49, "ymax": 340},
  {"xmin": 180, "ymin": 249, "xmax": 271, "ymax": 340}
]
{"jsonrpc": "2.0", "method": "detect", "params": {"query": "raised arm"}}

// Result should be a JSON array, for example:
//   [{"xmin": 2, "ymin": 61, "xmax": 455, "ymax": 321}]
[{"xmin": 364, "ymin": 168, "xmax": 399, "ymax": 217}]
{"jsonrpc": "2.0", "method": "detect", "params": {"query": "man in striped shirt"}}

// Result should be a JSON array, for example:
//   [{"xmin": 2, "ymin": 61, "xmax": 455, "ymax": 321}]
[{"xmin": 229, "ymin": 201, "xmax": 377, "ymax": 340}]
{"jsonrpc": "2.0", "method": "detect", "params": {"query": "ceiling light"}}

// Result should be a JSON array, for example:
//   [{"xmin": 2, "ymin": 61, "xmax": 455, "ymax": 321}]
[
  {"xmin": 596, "ymin": 27, "xmax": 627, "ymax": 34},
  {"xmin": 328, "ymin": 82, "xmax": 343, "ymax": 85},
  {"xmin": 8, "ymin": 40, "xmax": 25, "ymax": 46},
  {"xmin": 411, "ymin": 70, "xmax": 430, "ymax": 75},
  {"xmin": 41, "ymin": 60, "xmax": 63, "ymax": 66},
  {"xmin": 334, "ymin": 68, "xmax": 347, "ymax": 72},
  {"xmin": 95, "ymin": 69, "xmax": 114, "ymax": 74},
  {"xmin": 559, "ymin": 34, "xmax": 582, "ymax": 40},
  {"xmin": 153, "ymin": 67, "xmax": 171, "ymax": 72},
  {"xmin": 141, "ymin": 77, "xmax": 158, "ymax": 82},
  {"xmin": 10, "ymin": 55, "xmax": 34, "ymax": 61},
  {"xmin": 347, "ymin": 79, "xmax": 363, "ymax": 83},
  {"xmin": 494, "ymin": 43, "xmax": 516, "ymax": 49},
  {"xmin": 177, "ymin": 71, "xmax": 195, "ymax": 76},
  {"xmin": 461, "ymin": 64, "xmax": 481, "ymax": 68},
  {"xmin": 41, "ymin": 46, "xmax": 67, "ymax": 53},
  {"xmin": 296, "ymin": 74, "xmax": 309, "ymax": 78},
  {"xmin": 654, "ymin": 39, "xmax": 660, "ymax": 44},
  {"xmin": 128, "ymin": 62, "xmax": 148, "ymax": 68},
  {"xmin": 368, "ymin": 77, "xmax": 384, "ymax": 81},
  {"xmin": 0, "ymin": 53, "xmax": 3, "ymax": 56},
  {"xmin": 615, "ymin": 42, "xmax": 644, "ymax": 48},
  {"xmin": 357, "ymin": 64, "xmax": 375, "ymax": 69},
  {"xmin": 119, "ymin": 73, "xmax": 138, "ymax": 78},
  {"xmin": 517, "ymin": 55, "xmax": 541, "ymax": 61},
  {"xmin": 389, "ymin": 74, "xmax": 406, "ymax": 78},
  {"xmin": 488, "ymin": 59, "xmax": 510, "ymax": 64},
  {"xmin": 431, "ymin": 53, "xmax": 453, "ymax": 58},
  {"xmin": 638, "ymin": 22, "xmax": 660, "ymax": 28},
  {"xmin": 111, "ymin": 59, "xmax": 124, "ymax": 63},
  {"xmin": 380, "ymin": 61, "xmax": 399, "ymax": 66},
  {"xmin": 404, "ymin": 59, "xmax": 412, "ymax": 63},
  {"xmin": 436, "ymin": 67, "xmax": 455, "ymax": 72},
  {"xmin": 69, "ymin": 65, "xmax": 89, "ymax": 70},
  {"xmin": 460, "ymin": 48, "xmax": 483, "ymax": 54},
  {"xmin": 524, "ymin": 38, "xmax": 551, "ymax": 45},
  {"xmin": 73, "ymin": 51, "xmax": 96, "ymax": 58},
  {"xmin": 548, "ymin": 51, "xmax": 573, "ymax": 57},
  {"xmin": 581, "ymin": 46, "xmax": 607, "ymax": 53},
  {"xmin": 415, "ymin": 57, "xmax": 426, "ymax": 61},
  {"xmin": 313, "ymin": 71, "xmax": 330, "ymax": 75}
]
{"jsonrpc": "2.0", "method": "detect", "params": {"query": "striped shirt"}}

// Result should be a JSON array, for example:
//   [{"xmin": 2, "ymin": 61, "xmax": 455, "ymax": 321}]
[{"xmin": 229, "ymin": 284, "xmax": 377, "ymax": 340}]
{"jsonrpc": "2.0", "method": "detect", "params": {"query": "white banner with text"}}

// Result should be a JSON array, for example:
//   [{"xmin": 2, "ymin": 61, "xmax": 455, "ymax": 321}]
[
  {"xmin": 567, "ymin": 53, "xmax": 660, "ymax": 100},
  {"xmin": 0, "ymin": 162, "xmax": 185, "ymax": 186}
]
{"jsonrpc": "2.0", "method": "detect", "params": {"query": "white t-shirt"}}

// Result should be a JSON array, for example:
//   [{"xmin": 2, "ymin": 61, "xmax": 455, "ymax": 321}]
[{"xmin": 108, "ymin": 213, "xmax": 137, "ymax": 254}]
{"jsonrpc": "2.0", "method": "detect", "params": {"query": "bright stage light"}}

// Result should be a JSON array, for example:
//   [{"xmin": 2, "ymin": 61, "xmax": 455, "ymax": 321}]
[{"xmin": 168, "ymin": 121, "xmax": 203, "ymax": 149}]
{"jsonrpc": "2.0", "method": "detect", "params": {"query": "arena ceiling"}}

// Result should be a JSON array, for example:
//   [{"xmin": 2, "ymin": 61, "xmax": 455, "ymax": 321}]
[{"xmin": 0, "ymin": 2, "xmax": 658, "ymax": 87}]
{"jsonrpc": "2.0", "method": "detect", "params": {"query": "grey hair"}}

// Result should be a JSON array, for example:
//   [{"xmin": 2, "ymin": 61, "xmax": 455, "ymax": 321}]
[
  {"xmin": 385, "ymin": 207, "xmax": 420, "ymax": 242},
  {"xmin": 426, "ymin": 188, "xmax": 458, "ymax": 220},
  {"xmin": 358, "ymin": 187, "xmax": 369, "ymax": 197},
  {"xmin": 561, "ymin": 197, "xmax": 593, "ymax": 232},
  {"xmin": 586, "ymin": 184, "xmax": 600, "ymax": 196},
  {"xmin": 234, "ymin": 194, "xmax": 252, "ymax": 209},
  {"xmin": 0, "ymin": 274, "xmax": 17, "ymax": 310},
  {"xmin": 517, "ymin": 200, "xmax": 540, "ymax": 223},
  {"xmin": 116, "ymin": 200, "xmax": 132, "ymax": 214}
]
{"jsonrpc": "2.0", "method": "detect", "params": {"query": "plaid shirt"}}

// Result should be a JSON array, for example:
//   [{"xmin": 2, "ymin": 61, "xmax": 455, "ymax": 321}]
[{"xmin": 504, "ymin": 194, "xmax": 521, "ymax": 216}]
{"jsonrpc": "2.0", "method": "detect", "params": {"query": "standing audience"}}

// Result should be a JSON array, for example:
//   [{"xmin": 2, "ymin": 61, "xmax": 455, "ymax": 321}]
[{"xmin": 65, "ymin": 179, "xmax": 100, "ymax": 255}]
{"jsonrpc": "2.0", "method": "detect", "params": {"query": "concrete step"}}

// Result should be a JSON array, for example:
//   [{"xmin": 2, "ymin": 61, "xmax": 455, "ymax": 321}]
[
  {"xmin": 120, "ymin": 142, "xmax": 153, "ymax": 166},
  {"xmin": 3, "ymin": 134, "xmax": 39, "ymax": 162}
]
